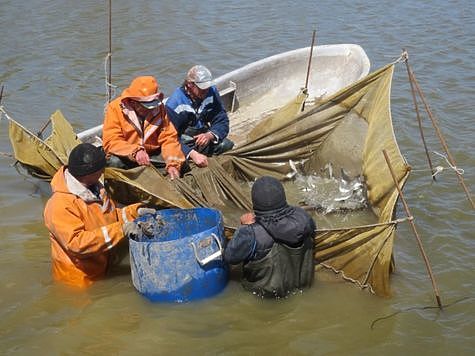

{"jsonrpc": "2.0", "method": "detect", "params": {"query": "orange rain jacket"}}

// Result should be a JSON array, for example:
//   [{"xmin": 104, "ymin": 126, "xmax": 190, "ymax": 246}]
[
  {"xmin": 44, "ymin": 166, "xmax": 140, "ymax": 287},
  {"xmin": 102, "ymin": 76, "xmax": 185, "ymax": 171}
]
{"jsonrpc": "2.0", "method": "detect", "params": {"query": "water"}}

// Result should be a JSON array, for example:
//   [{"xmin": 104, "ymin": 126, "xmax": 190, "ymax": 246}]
[{"xmin": 1, "ymin": 0, "xmax": 474, "ymax": 354}]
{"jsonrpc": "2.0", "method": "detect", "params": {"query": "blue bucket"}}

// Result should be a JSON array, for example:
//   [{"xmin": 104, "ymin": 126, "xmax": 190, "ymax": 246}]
[{"xmin": 129, "ymin": 208, "xmax": 228, "ymax": 302}]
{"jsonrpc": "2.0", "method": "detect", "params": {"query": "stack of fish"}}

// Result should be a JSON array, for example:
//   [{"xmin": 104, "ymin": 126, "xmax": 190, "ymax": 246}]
[{"xmin": 294, "ymin": 163, "xmax": 368, "ymax": 214}]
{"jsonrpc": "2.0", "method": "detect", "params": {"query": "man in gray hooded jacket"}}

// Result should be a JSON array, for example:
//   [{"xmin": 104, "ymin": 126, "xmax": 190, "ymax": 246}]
[{"xmin": 224, "ymin": 176, "xmax": 316, "ymax": 298}]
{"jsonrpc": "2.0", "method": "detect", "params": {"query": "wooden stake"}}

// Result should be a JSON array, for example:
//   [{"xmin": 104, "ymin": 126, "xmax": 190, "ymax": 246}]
[
  {"xmin": 36, "ymin": 117, "xmax": 51, "ymax": 139},
  {"xmin": 107, "ymin": 0, "xmax": 112, "ymax": 103},
  {"xmin": 405, "ymin": 60, "xmax": 474, "ymax": 209},
  {"xmin": 301, "ymin": 29, "xmax": 316, "ymax": 112},
  {"xmin": 383, "ymin": 149, "xmax": 443, "ymax": 309},
  {"xmin": 402, "ymin": 50, "xmax": 436, "ymax": 180}
]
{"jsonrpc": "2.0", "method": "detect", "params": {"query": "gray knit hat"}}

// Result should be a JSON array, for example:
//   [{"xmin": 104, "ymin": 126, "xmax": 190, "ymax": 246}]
[
  {"xmin": 251, "ymin": 176, "xmax": 287, "ymax": 212},
  {"xmin": 68, "ymin": 143, "xmax": 106, "ymax": 177}
]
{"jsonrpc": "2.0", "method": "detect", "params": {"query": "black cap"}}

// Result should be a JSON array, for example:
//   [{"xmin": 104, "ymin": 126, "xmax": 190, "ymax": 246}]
[
  {"xmin": 68, "ymin": 143, "xmax": 106, "ymax": 178},
  {"xmin": 251, "ymin": 176, "xmax": 287, "ymax": 212}
]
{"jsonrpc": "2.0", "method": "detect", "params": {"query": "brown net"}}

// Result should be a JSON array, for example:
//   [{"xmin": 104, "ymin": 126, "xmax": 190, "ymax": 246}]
[{"xmin": 7, "ymin": 63, "xmax": 409, "ymax": 296}]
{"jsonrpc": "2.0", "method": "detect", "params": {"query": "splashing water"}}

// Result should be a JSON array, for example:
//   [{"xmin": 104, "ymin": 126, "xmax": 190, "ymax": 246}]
[{"xmin": 292, "ymin": 172, "xmax": 368, "ymax": 214}]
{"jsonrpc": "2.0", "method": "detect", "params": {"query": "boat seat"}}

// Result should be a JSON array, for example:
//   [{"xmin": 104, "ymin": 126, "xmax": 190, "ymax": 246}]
[{"xmin": 218, "ymin": 81, "xmax": 238, "ymax": 112}]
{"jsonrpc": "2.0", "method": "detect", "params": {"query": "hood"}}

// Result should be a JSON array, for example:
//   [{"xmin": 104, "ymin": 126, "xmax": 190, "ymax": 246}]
[
  {"xmin": 50, "ymin": 166, "xmax": 71, "ymax": 195},
  {"xmin": 256, "ymin": 206, "xmax": 314, "ymax": 247},
  {"xmin": 121, "ymin": 76, "xmax": 163, "ymax": 103},
  {"xmin": 50, "ymin": 166, "xmax": 103, "ymax": 203}
]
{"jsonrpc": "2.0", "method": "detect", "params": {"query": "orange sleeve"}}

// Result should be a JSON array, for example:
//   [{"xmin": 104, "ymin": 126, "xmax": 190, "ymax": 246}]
[
  {"xmin": 103, "ymin": 102, "xmax": 141, "ymax": 157},
  {"xmin": 45, "ymin": 199, "xmax": 126, "ymax": 259},
  {"xmin": 117, "ymin": 202, "xmax": 141, "ymax": 224},
  {"xmin": 157, "ymin": 113, "xmax": 185, "ymax": 170}
]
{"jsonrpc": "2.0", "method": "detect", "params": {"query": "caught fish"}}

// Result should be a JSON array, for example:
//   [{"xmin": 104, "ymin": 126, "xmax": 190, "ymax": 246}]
[
  {"xmin": 333, "ymin": 168, "xmax": 367, "ymax": 208},
  {"xmin": 286, "ymin": 159, "xmax": 308, "ymax": 179},
  {"xmin": 287, "ymin": 159, "xmax": 298, "ymax": 179},
  {"xmin": 135, "ymin": 214, "xmax": 166, "ymax": 241},
  {"xmin": 295, "ymin": 167, "xmax": 368, "ymax": 214}
]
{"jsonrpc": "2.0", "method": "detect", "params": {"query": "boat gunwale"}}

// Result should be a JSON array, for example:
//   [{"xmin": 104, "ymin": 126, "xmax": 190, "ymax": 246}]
[{"xmin": 77, "ymin": 44, "xmax": 370, "ymax": 142}]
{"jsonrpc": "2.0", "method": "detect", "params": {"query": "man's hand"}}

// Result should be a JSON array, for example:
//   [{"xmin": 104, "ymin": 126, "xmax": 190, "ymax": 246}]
[
  {"xmin": 189, "ymin": 150, "xmax": 208, "ymax": 167},
  {"xmin": 240, "ymin": 212, "xmax": 255, "ymax": 225},
  {"xmin": 167, "ymin": 166, "xmax": 180, "ymax": 180},
  {"xmin": 135, "ymin": 149, "xmax": 151, "ymax": 166},
  {"xmin": 194, "ymin": 131, "xmax": 214, "ymax": 148}
]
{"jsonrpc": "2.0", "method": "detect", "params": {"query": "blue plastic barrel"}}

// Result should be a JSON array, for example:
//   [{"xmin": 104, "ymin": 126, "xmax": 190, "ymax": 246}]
[{"xmin": 129, "ymin": 208, "xmax": 228, "ymax": 302}]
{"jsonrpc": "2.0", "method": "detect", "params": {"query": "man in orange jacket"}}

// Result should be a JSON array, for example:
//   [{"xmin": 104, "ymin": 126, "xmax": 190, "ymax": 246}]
[
  {"xmin": 102, "ymin": 75, "xmax": 185, "ymax": 179},
  {"xmin": 44, "ymin": 143, "xmax": 144, "ymax": 287}
]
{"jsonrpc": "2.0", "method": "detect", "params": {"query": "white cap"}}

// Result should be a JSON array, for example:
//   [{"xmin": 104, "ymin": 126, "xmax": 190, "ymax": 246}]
[{"xmin": 186, "ymin": 65, "xmax": 213, "ymax": 90}]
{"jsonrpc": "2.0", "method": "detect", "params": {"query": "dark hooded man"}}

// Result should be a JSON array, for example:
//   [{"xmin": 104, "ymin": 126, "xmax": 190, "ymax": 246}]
[{"xmin": 224, "ymin": 176, "xmax": 316, "ymax": 298}]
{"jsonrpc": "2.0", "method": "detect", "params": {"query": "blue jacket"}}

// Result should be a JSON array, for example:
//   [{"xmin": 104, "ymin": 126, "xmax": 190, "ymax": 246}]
[{"xmin": 165, "ymin": 86, "xmax": 230, "ymax": 156}]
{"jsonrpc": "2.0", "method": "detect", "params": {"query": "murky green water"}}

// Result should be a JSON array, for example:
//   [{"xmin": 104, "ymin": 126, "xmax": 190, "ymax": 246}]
[{"xmin": 1, "ymin": 0, "xmax": 474, "ymax": 354}]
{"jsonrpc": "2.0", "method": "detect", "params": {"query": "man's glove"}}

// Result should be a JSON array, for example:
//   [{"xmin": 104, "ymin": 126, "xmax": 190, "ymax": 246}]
[
  {"xmin": 138, "ymin": 207, "xmax": 156, "ymax": 216},
  {"xmin": 122, "ymin": 221, "xmax": 142, "ymax": 240}
]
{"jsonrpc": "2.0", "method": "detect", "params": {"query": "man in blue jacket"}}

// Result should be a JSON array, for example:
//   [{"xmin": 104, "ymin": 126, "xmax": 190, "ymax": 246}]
[
  {"xmin": 224, "ymin": 176, "xmax": 316, "ymax": 298},
  {"xmin": 165, "ymin": 65, "xmax": 234, "ymax": 168}
]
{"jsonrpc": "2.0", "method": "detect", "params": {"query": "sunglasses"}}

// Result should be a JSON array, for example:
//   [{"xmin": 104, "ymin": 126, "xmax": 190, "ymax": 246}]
[{"xmin": 139, "ymin": 99, "xmax": 161, "ymax": 110}]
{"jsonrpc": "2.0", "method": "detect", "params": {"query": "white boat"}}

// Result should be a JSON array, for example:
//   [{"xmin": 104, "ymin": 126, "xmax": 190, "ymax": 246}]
[{"xmin": 77, "ymin": 44, "xmax": 370, "ymax": 144}]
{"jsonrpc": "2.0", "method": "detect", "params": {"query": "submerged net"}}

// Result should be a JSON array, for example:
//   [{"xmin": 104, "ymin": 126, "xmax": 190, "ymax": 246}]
[{"xmin": 6, "ymin": 63, "xmax": 409, "ymax": 297}]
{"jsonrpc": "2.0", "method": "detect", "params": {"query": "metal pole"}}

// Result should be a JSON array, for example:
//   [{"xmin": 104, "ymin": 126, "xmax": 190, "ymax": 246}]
[
  {"xmin": 406, "ymin": 62, "xmax": 474, "ymax": 209},
  {"xmin": 402, "ymin": 50, "xmax": 436, "ymax": 180},
  {"xmin": 383, "ymin": 149, "xmax": 443, "ymax": 309}
]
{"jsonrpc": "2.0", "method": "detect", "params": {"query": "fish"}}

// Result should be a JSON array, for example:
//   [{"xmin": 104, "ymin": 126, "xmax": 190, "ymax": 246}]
[{"xmin": 334, "ymin": 168, "xmax": 367, "ymax": 207}]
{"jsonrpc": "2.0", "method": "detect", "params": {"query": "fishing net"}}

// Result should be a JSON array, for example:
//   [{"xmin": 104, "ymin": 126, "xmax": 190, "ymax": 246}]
[
  {"xmin": 7, "ymin": 110, "xmax": 81, "ymax": 179},
  {"xmin": 6, "ymin": 63, "xmax": 409, "ymax": 296}
]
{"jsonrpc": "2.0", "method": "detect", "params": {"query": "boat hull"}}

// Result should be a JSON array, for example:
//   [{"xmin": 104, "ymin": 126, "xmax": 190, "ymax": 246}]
[{"xmin": 77, "ymin": 44, "xmax": 370, "ymax": 143}]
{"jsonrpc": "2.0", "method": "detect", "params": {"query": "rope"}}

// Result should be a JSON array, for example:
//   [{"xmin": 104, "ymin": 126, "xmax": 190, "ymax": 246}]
[
  {"xmin": 392, "ymin": 50, "xmax": 407, "ymax": 65},
  {"xmin": 370, "ymin": 296, "xmax": 474, "ymax": 330},
  {"xmin": 410, "ymin": 165, "xmax": 445, "ymax": 177},
  {"xmin": 0, "ymin": 105, "xmax": 14, "ymax": 122},
  {"xmin": 319, "ymin": 263, "xmax": 376, "ymax": 294},
  {"xmin": 0, "ymin": 151, "xmax": 13, "ymax": 158},
  {"xmin": 431, "ymin": 165, "xmax": 445, "ymax": 178},
  {"xmin": 315, "ymin": 216, "xmax": 411, "ymax": 233},
  {"xmin": 432, "ymin": 150, "xmax": 464, "ymax": 175},
  {"xmin": 406, "ymin": 151, "xmax": 465, "ymax": 178},
  {"xmin": 104, "ymin": 53, "xmax": 117, "ymax": 113}
]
